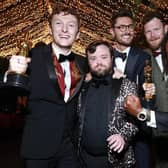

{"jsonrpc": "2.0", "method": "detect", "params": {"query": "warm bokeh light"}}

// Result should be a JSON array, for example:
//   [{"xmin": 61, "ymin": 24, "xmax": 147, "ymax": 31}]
[{"xmin": 0, "ymin": 0, "xmax": 167, "ymax": 57}]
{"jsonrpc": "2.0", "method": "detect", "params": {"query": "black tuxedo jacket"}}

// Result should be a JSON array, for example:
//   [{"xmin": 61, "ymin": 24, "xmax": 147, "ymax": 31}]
[
  {"xmin": 21, "ymin": 44, "xmax": 88, "ymax": 159},
  {"xmin": 123, "ymin": 47, "xmax": 151, "ymax": 168},
  {"xmin": 154, "ymin": 111, "xmax": 168, "ymax": 133},
  {"xmin": 148, "ymin": 111, "xmax": 168, "ymax": 138},
  {"xmin": 124, "ymin": 47, "xmax": 150, "ymax": 91}
]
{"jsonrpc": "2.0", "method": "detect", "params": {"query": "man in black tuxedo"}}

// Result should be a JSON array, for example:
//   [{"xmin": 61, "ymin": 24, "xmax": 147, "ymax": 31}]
[
  {"xmin": 6, "ymin": 6, "xmax": 88, "ymax": 168},
  {"xmin": 109, "ymin": 9, "xmax": 151, "ymax": 168},
  {"xmin": 77, "ymin": 40, "xmax": 138, "ymax": 168}
]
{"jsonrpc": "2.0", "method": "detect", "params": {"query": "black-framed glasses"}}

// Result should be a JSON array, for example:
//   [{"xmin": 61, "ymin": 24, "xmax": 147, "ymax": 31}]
[{"xmin": 114, "ymin": 24, "xmax": 135, "ymax": 32}]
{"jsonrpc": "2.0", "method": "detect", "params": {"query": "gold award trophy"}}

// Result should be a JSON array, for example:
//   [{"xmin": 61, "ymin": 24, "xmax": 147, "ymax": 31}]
[
  {"xmin": 144, "ymin": 60, "xmax": 152, "ymax": 101},
  {"xmin": 5, "ymin": 41, "xmax": 30, "ymax": 94}
]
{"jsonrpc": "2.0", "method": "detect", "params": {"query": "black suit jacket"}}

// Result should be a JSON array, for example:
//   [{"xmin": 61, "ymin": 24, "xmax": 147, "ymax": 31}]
[
  {"xmin": 21, "ymin": 44, "xmax": 88, "ymax": 159},
  {"xmin": 149, "ymin": 111, "xmax": 168, "ymax": 139},
  {"xmin": 124, "ymin": 47, "xmax": 150, "ymax": 91},
  {"xmin": 154, "ymin": 111, "xmax": 168, "ymax": 132},
  {"xmin": 114, "ymin": 47, "xmax": 150, "ymax": 97}
]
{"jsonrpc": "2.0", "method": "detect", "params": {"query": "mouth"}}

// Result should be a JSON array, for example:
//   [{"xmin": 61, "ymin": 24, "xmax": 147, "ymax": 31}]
[
  {"xmin": 59, "ymin": 35, "xmax": 70, "ymax": 39},
  {"xmin": 122, "ymin": 35, "xmax": 131, "ymax": 39},
  {"xmin": 150, "ymin": 38, "xmax": 160, "ymax": 42}
]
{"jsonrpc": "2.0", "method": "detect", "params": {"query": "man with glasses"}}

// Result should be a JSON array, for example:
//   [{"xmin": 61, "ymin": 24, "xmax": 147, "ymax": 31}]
[
  {"xmin": 109, "ymin": 9, "xmax": 151, "ymax": 168},
  {"xmin": 143, "ymin": 12, "xmax": 168, "ymax": 168}
]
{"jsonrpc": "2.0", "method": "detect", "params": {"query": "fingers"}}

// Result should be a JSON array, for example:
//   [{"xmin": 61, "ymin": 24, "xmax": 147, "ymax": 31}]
[
  {"xmin": 85, "ymin": 72, "xmax": 92, "ymax": 81},
  {"xmin": 113, "ymin": 67, "xmax": 126, "ymax": 79},
  {"xmin": 143, "ymin": 83, "xmax": 155, "ymax": 99},
  {"xmin": 124, "ymin": 95, "xmax": 142, "ymax": 117},
  {"xmin": 124, "ymin": 95, "xmax": 137, "ymax": 106},
  {"xmin": 107, "ymin": 134, "xmax": 125, "ymax": 153},
  {"xmin": 9, "ymin": 55, "xmax": 30, "ymax": 74}
]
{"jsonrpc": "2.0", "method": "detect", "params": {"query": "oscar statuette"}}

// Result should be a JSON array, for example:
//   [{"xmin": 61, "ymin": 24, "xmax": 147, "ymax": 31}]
[
  {"xmin": 5, "ymin": 41, "xmax": 30, "ymax": 95},
  {"xmin": 144, "ymin": 59, "xmax": 153, "ymax": 108}
]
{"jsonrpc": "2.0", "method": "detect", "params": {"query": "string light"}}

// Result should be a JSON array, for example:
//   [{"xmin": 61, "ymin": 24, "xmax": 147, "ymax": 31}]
[{"xmin": 0, "ymin": 0, "xmax": 167, "ymax": 57}]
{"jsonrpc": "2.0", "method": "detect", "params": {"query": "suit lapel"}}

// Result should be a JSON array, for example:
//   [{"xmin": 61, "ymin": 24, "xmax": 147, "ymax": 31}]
[
  {"xmin": 125, "ymin": 47, "xmax": 139, "ymax": 79},
  {"xmin": 107, "ymin": 78, "xmax": 123, "ymax": 127},
  {"xmin": 44, "ymin": 48, "xmax": 86, "ymax": 102},
  {"xmin": 43, "ymin": 44, "xmax": 64, "ymax": 101},
  {"xmin": 68, "ymin": 53, "xmax": 85, "ymax": 101}
]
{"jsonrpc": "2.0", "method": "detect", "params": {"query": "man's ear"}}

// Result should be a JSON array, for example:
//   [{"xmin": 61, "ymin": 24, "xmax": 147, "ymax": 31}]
[
  {"xmin": 164, "ymin": 24, "xmax": 168, "ymax": 34},
  {"xmin": 76, "ymin": 31, "xmax": 80, "ymax": 40},
  {"xmin": 48, "ymin": 26, "xmax": 52, "ymax": 36},
  {"xmin": 109, "ymin": 28, "xmax": 115, "ymax": 39}
]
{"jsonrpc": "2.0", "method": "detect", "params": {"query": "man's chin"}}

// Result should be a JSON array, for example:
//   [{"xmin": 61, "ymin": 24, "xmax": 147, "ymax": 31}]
[
  {"xmin": 91, "ymin": 72, "xmax": 107, "ymax": 78},
  {"xmin": 150, "ymin": 45, "xmax": 160, "ymax": 51}
]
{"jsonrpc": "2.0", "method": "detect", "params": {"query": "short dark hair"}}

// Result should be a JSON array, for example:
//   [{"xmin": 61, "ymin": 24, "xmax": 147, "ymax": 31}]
[
  {"xmin": 111, "ymin": 9, "xmax": 135, "ymax": 27},
  {"xmin": 49, "ymin": 6, "xmax": 80, "ymax": 28},
  {"xmin": 142, "ymin": 11, "xmax": 164, "ymax": 26},
  {"xmin": 86, "ymin": 40, "xmax": 113, "ymax": 57}
]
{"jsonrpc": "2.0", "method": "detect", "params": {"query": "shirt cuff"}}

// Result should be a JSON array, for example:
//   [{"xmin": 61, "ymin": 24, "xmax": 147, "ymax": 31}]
[
  {"xmin": 147, "ymin": 110, "xmax": 157, "ymax": 128},
  {"xmin": 3, "ymin": 71, "xmax": 9, "ymax": 83}
]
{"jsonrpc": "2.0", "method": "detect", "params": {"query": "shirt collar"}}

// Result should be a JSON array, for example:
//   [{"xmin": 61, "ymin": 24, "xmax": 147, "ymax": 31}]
[
  {"xmin": 121, "ymin": 47, "xmax": 130, "ymax": 56},
  {"xmin": 52, "ymin": 42, "xmax": 71, "ymax": 59}
]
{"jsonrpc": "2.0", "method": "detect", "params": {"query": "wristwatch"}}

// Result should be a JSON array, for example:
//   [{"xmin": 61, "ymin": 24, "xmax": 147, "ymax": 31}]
[{"xmin": 137, "ymin": 108, "xmax": 150, "ymax": 121}]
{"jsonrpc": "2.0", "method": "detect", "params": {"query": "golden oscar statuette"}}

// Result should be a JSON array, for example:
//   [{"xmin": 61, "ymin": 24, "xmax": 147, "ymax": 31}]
[
  {"xmin": 143, "ymin": 59, "xmax": 154, "ymax": 111},
  {"xmin": 5, "ymin": 41, "xmax": 30, "ymax": 95},
  {"xmin": 144, "ymin": 59, "xmax": 152, "ymax": 101}
]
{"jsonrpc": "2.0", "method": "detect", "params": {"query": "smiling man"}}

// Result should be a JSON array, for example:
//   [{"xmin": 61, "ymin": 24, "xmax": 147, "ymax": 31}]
[
  {"xmin": 143, "ymin": 12, "xmax": 168, "ymax": 168},
  {"xmin": 6, "ymin": 6, "xmax": 88, "ymax": 168},
  {"xmin": 109, "ymin": 9, "xmax": 151, "ymax": 168}
]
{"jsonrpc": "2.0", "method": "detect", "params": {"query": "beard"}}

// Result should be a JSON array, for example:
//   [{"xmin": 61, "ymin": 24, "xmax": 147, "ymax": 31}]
[
  {"xmin": 148, "ymin": 35, "xmax": 164, "ymax": 51},
  {"xmin": 149, "ymin": 41, "xmax": 162, "ymax": 51},
  {"xmin": 116, "ymin": 34, "xmax": 133, "ymax": 47},
  {"xmin": 90, "ymin": 65, "xmax": 112, "ymax": 78}
]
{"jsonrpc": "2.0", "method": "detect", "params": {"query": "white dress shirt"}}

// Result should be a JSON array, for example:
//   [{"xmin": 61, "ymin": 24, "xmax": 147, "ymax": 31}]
[
  {"xmin": 52, "ymin": 43, "xmax": 71, "ymax": 102},
  {"xmin": 115, "ymin": 47, "xmax": 130, "ymax": 73},
  {"xmin": 155, "ymin": 54, "xmax": 163, "ymax": 73}
]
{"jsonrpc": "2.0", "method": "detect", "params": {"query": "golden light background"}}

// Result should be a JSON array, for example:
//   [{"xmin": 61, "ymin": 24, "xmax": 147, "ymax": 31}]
[{"xmin": 0, "ymin": 0, "xmax": 167, "ymax": 57}]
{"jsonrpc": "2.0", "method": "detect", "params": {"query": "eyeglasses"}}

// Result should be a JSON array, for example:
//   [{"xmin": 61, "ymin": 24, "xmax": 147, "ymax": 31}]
[{"xmin": 114, "ymin": 24, "xmax": 135, "ymax": 32}]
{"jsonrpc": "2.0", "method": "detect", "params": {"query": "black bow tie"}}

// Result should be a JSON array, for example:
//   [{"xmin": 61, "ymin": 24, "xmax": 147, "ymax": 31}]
[
  {"xmin": 113, "ymin": 50, "xmax": 127, "ymax": 61},
  {"xmin": 91, "ymin": 78, "xmax": 109, "ymax": 88},
  {"xmin": 58, "ymin": 53, "xmax": 74, "ymax": 63},
  {"xmin": 152, "ymin": 51, "xmax": 161, "ymax": 57}
]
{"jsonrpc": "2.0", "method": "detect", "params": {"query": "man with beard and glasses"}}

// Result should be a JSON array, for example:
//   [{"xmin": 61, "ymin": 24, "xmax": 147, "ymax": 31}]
[
  {"xmin": 76, "ymin": 40, "xmax": 138, "ymax": 168},
  {"xmin": 143, "ymin": 12, "xmax": 168, "ymax": 168},
  {"xmin": 109, "ymin": 9, "xmax": 152, "ymax": 168}
]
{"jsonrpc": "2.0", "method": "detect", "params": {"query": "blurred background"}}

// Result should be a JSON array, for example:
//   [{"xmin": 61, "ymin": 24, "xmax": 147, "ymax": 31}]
[{"xmin": 0, "ymin": 0, "xmax": 167, "ymax": 167}]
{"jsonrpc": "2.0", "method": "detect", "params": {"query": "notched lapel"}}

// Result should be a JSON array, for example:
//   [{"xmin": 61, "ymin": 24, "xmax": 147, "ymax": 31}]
[
  {"xmin": 68, "ymin": 54, "xmax": 86, "ymax": 101},
  {"xmin": 125, "ymin": 48, "xmax": 139, "ymax": 77},
  {"xmin": 68, "ymin": 76, "xmax": 85, "ymax": 102},
  {"xmin": 43, "ymin": 45, "xmax": 63, "ymax": 100}
]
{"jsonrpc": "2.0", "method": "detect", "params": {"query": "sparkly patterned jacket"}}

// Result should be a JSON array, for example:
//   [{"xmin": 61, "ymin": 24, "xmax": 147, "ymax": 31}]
[{"xmin": 77, "ymin": 78, "xmax": 139, "ymax": 168}]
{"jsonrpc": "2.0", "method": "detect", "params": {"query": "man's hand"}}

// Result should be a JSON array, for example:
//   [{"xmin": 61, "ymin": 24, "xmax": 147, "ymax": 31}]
[
  {"xmin": 124, "ymin": 95, "xmax": 142, "ymax": 117},
  {"xmin": 8, "ymin": 55, "xmax": 31, "ymax": 74},
  {"xmin": 85, "ymin": 72, "xmax": 92, "ymax": 81},
  {"xmin": 143, "ymin": 83, "xmax": 155, "ymax": 100},
  {"xmin": 112, "ymin": 67, "xmax": 126, "ymax": 79},
  {"xmin": 107, "ymin": 134, "xmax": 125, "ymax": 153}
]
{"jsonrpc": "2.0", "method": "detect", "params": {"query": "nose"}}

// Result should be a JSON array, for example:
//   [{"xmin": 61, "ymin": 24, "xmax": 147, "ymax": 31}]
[
  {"xmin": 95, "ymin": 58, "xmax": 102, "ymax": 65},
  {"xmin": 62, "ymin": 24, "xmax": 68, "ymax": 32},
  {"xmin": 150, "ymin": 30, "xmax": 157, "ymax": 38}
]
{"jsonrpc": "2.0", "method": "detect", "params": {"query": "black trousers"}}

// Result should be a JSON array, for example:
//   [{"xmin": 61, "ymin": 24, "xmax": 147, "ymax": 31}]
[
  {"xmin": 153, "ymin": 138, "xmax": 168, "ymax": 168},
  {"xmin": 80, "ymin": 149, "xmax": 111, "ymax": 168},
  {"xmin": 24, "ymin": 138, "xmax": 79, "ymax": 168},
  {"xmin": 134, "ymin": 137, "xmax": 151, "ymax": 168}
]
